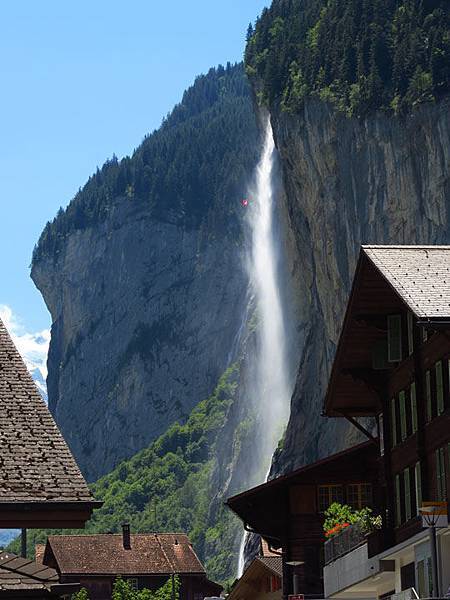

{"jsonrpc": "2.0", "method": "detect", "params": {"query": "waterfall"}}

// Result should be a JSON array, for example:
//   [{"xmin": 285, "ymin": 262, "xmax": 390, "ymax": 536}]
[{"xmin": 237, "ymin": 119, "xmax": 292, "ymax": 576}]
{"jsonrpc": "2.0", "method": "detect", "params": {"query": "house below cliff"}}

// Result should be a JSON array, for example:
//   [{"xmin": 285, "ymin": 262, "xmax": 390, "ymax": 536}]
[{"xmin": 40, "ymin": 526, "xmax": 222, "ymax": 600}]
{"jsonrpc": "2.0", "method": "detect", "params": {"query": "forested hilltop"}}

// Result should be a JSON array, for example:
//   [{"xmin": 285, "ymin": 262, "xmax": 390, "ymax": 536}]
[
  {"xmin": 246, "ymin": 0, "xmax": 450, "ymax": 115},
  {"xmin": 34, "ymin": 63, "xmax": 258, "ymax": 261}
]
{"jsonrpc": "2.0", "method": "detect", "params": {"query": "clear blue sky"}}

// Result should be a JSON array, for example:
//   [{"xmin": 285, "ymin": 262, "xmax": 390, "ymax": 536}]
[{"xmin": 0, "ymin": 0, "xmax": 270, "ymax": 332}]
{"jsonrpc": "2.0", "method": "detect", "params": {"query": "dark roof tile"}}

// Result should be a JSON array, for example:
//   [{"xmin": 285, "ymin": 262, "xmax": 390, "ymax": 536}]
[{"xmin": 0, "ymin": 318, "xmax": 94, "ymax": 503}]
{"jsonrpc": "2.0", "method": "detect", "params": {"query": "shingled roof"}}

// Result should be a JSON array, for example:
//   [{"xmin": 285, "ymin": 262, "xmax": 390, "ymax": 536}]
[
  {"xmin": 0, "ymin": 317, "xmax": 96, "ymax": 506},
  {"xmin": 363, "ymin": 245, "xmax": 450, "ymax": 320},
  {"xmin": 0, "ymin": 551, "xmax": 78, "ymax": 597},
  {"xmin": 45, "ymin": 534, "xmax": 206, "ymax": 576}
]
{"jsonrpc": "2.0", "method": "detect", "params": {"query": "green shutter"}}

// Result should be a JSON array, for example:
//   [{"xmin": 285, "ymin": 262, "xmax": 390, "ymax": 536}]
[
  {"xmin": 436, "ymin": 449, "xmax": 443, "ymax": 500},
  {"xmin": 411, "ymin": 382, "xmax": 418, "ymax": 433},
  {"xmin": 404, "ymin": 468, "xmax": 411, "ymax": 521},
  {"xmin": 391, "ymin": 398, "xmax": 397, "ymax": 447},
  {"xmin": 440, "ymin": 447, "xmax": 446, "ymax": 500},
  {"xmin": 399, "ymin": 391, "xmax": 407, "ymax": 441},
  {"xmin": 436, "ymin": 361, "xmax": 444, "ymax": 415},
  {"xmin": 415, "ymin": 462, "xmax": 422, "ymax": 514},
  {"xmin": 407, "ymin": 312, "xmax": 414, "ymax": 356},
  {"xmin": 426, "ymin": 370, "xmax": 432, "ymax": 422},
  {"xmin": 395, "ymin": 474, "xmax": 402, "ymax": 526},
  {"xmin": 388, "ymin": 315, "xmax": 402, "ymax": 362},
  {"xmin": 435, "ymin": 448, "xmax": 447, "ymax": 501}
]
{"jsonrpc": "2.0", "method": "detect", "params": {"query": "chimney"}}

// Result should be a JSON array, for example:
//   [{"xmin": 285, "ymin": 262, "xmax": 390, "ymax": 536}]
[{"xmin": 122, "ymin": 523, "xmax": 131, "ymax": 550}]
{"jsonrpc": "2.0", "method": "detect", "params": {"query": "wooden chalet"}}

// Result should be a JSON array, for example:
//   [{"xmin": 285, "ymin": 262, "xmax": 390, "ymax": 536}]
[
  {"xmin": 226, "ymin": 441, "xmax": 379, "ymax": 600},
  {"xmin": 0, "ymin": 317, "xmax": 101, "ymax": 531},
  {"xmin": 322, "ymin": 245, "xmax": 450, "ymax": 598},
  {"xmin": 40, "ymin": 527, "xmax": 223, "ymax": 600},
  {"xmin": 228, "ymin": 540, "xmax": 282, "ymax": 600}
]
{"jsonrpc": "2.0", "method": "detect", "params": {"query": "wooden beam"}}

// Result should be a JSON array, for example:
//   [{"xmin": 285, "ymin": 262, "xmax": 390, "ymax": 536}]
[{"xmin": 337, "ymin": 412, "xmax": 378, "ymax": 443}]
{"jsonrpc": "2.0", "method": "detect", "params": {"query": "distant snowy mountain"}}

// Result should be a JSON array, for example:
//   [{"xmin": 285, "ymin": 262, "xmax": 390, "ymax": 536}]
[{"xmin": 0, "ymin": 305, "xmax": 49, "ymax": 401}]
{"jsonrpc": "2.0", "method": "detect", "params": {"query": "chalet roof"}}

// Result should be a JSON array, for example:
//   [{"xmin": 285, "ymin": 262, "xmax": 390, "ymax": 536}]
[
  {"xmin": 45, "ymin": 533, "xmax": 206, "ymax": 576},
  {"xmin": 363, "ymin": 245, "xmax": 450, "ymax": 320},
  {"xmin": 324, "ymin": 245, "xmax": 450, "ymax": 417},
  {"xmin": 0, "ymin": 551, "xmax": 59, "ymax": 595},
  {"xmin": 0, "ymin": 317, "xmax": 95, "ymax": 504}
]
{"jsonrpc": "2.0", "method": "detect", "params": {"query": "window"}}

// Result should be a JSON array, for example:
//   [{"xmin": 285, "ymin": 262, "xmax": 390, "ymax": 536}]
[
  {"xmin": 425, "ymin": 370, "xmax": 432, "ymax": 422},
  {"xmin": 436, "ymin": 361, "xmax": 444, "ymax": 415},
  {"xmin": 436, "ymin": 447, "xmax": 446, "ymax": 501},
  {"xmin": 407, "ymin": 312, "xmax": 414, "ymax": 356},
  {"xmin": 391, "ymin": 398, "xmax": 397, "ymax": 446},
  {"xmin": 318, "ymin": 485, "xmax": 343, "ymax": 512},
  {"xmin": 399, "ymin": 391, "xmax": 407, "ymax": 442},
  {"xmin": 347, "ymin": 483, "xmax": 372, "ymax": 509},
  {"xmin": 127, "ymin": 579, "xmax": 138, "ymax": 591},
  {"xmin": 388, "ymin": 315, "xmax": 402, "ymax": 362},
  {"xmin": 411, "ymin": 382, "xmax": 418, "ymax": 433}
]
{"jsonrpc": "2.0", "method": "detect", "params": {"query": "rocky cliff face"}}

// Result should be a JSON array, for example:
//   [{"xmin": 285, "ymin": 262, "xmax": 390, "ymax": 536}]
[
  {"xmin": 32, "ymin": 214, "xmax": 250, "ymax": 482},
  {"xmin": 269, "ymin": 96, "xmax": 450, "ymax": 473},
  {"xmin": 31, "ymin": 65, "xmax": 260, "ymax": 482}
]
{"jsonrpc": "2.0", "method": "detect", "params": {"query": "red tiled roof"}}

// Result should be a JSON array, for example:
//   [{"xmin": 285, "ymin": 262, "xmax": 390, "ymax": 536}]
[
  {"xmin": 46, "ymin": 534, "xmax": 206, "ymax": 576},
  {"xmin": 0, "ymin": 318, "xmax": 95, "ymax": 504}
]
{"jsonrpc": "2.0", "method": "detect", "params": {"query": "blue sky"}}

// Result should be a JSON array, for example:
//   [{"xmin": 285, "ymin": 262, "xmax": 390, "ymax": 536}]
[{"xmin": 0, "ymin": 0, "xmax": 270, "ymax": 338}]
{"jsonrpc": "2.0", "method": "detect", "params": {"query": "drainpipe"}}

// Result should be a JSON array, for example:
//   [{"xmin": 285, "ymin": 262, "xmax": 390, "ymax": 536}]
[{"xmin": 20, "ymin": 528, "xmax": 27, "ymax": 558}]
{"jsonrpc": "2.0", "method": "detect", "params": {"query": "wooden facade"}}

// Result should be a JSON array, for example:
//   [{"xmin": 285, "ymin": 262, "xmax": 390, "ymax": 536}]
[
  {"xmin": 324, "ymin": 246, "xmax": 450, "ymax": 556},
  {"xmin": 227, "ymin": 442, "xmax": 379, "ymax": 600}
]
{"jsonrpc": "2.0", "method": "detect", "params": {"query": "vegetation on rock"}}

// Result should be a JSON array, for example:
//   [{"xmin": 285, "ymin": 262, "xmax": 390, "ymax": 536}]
[
  {"xmin": 33, "ymin": 63, "xmax": 259, "ymax": 262},
  {"xmin": 245, "ymin": 0, "xmax": 450, "ymax": 115}
]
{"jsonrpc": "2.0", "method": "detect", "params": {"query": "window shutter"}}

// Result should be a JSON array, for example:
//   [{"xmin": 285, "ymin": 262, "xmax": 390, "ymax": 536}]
[
  {"xmin": 395, "ymin": 474, "xmax": 402, "ymax": 526},
  {"xmin": 388, "ymin": 315, "xmax": 402, "ymax": 362},
  {"xmin": 391, "ymin": 398, "xmax": 397, "ymax": 447},
  {"xmin": 415, "ymin": 462, "xmax": 422, "ymax": 514},
  {"xmin": 426, "ymin": 370, "xmax": 432, "ymax": 422},
  {"xmin": 399, "ymin": 391, "xmax": 407, "ymax": 442},
  {"xmin": 436, "ymin": 362, "xmax": 444, "ymax": 415},
  {"xmin": 435, "ymin": 449, "xmax": 447, "ymax": 501},
  {"xmin": 404, "ymin": 468, "xmax": 411, "ymax": 521},
  {"xmin": 410, "ymin": 382, "xmax": 418, "ymax": 433},
  {"xmin": 407, "ymin": 312, "xmax": 414, "ymax": 355}
]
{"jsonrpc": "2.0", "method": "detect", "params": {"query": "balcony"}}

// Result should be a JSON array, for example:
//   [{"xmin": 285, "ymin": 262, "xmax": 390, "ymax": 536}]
[
  {"xmin": 324, "ymin": 523, "xmax": 367, "ymax": 565},
  {"xmin": 323, "ymin": 524, "xmax": 395, "ymax": 598}
]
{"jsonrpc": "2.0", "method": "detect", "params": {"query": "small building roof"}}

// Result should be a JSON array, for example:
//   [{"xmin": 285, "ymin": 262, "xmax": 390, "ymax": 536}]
[
  {"xmin": 0, "ymin": 551, "xmax": 77, "ymax": 597},
  {"xmin": 45, "ymin": 533, "xmax": 207, "ymax": 576},
  {"xmin": 363, "ymin": 245, "xmax": 450, "ymax": 320},
  {"xmin": 0, "ymin": 318, "xmax": 100, "ymax": 527},
  {"xmin": 259, "ymin": 556, "xmax": 282, "ymax": 578},
  {"xmin": 227, "ymin": 554, "xmax": 282, "ymax": 600}
]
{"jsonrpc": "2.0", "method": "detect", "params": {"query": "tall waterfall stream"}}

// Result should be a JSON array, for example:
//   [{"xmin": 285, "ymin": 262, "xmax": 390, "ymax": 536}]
[{"xmin": 237, "ymin": 120, "xmax": 292, "ymax": 576}]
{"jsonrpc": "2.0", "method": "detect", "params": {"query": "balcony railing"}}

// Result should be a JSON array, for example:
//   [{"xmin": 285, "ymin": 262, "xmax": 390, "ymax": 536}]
[{"xmin": 324, "ymin": 523, "xmax": 367, "ymax": 565}]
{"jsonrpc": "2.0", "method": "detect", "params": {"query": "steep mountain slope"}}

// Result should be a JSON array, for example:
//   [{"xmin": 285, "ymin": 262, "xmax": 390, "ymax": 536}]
[
  {"xmin": 246, "ymin": 0, "xmax": 450, "ymax": 475},
  {"xmin": 31, "ymin": 64, "xmax": 260, "ymax": 482}
]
